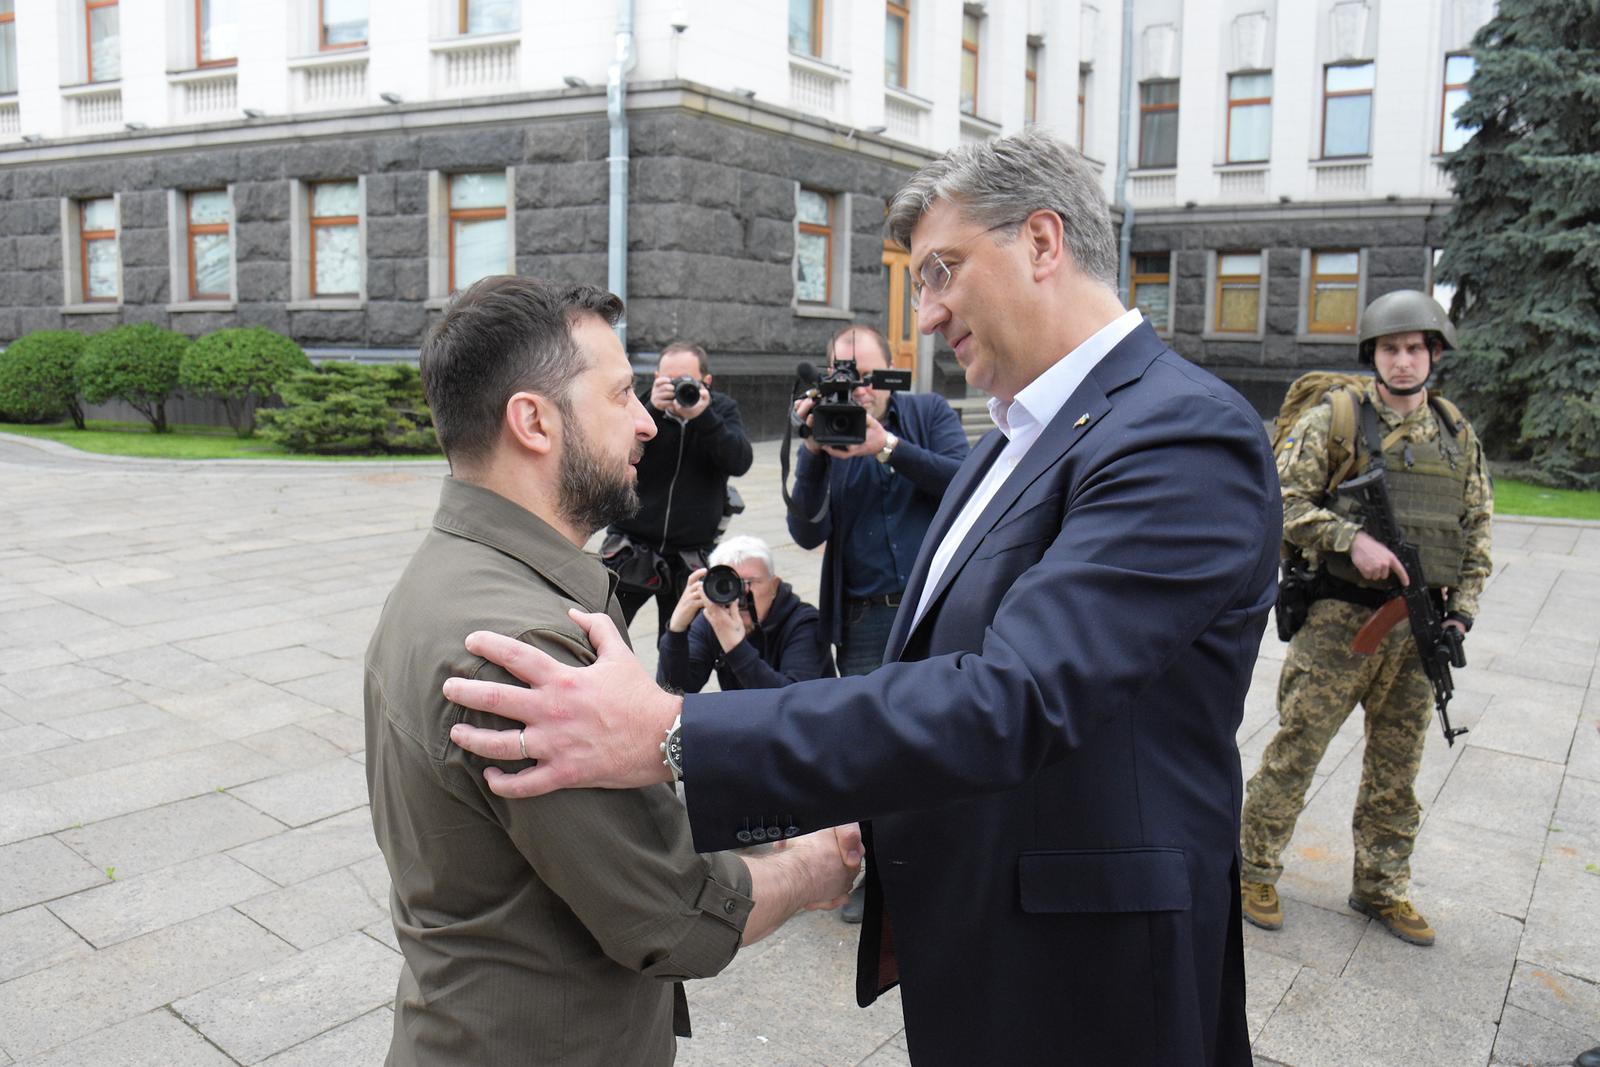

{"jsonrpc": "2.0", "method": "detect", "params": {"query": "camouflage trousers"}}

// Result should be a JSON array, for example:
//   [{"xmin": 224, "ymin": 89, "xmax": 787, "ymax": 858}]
[{"xmin": 1240, "ymin": 597, "xmax": 1434, "ymax": 903}]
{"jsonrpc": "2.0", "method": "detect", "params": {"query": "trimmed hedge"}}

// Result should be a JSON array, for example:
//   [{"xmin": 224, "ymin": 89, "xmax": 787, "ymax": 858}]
[
  {"xmin": 78, "ymin": 324, "xmax": 190, "ymax": 433},
  {"xmin": 180, "ymin": 327, "xmax": 312, "ymax": 438},
  {"xmin": 259, "ymin": 362, "xmax": 438, "ymax": 454},
  {"xmin": 0, "ymin": 331, "xmax": 87, "ymax": 427}
]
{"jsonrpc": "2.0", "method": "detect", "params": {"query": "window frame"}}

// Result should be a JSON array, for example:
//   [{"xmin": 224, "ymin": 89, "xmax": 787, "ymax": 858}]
[
  {"xmin": 1225, "ymin": 71, "xmax": 1271, "ymax": 164},
  {"xmin": 1137, "ymin": 79, "xmax": 1179, "ymax": 169},
  {"xmin": 0, "ymin": 1, "xmax": 16, "ymax": 97},
  {"xmin": 308, "ymin": 180, "xmax": 361, "ymax": 299},
  {"xmin": 959, "ymin": 11, "xmax": 980, "ymax": 117},
  {"xmin": 885, "ymin": 0, "xmax": 909, "ymax": 89},
  {"xmin": 79, "ymin": 197, "xmax": 119, "ymax": 303},
  {"xmin": 319, "ymin": 0, "xmax": 367, "ymax": 51},
  {"xmin": 1077, "ymin": 64, "xmax": 1089, "ymax": 152},
  {"xmin": 1024, "ymin": 41, "xmax": 1039, "ymax": 125},
  {"xmin": 1129, "ymin": 252, "xmax": 1173, "ymax": 336},
  {"xmin": 185, "ymin": 189, "xmax": 232, "ymax": 302},
  {"xmin": 447, "ymin": 172, "xmax": 508, "ymax": 295},
  {"xmin": 86, "ymin": 0, "xmax": 118, "ymax": 83},
  {"xmin": 795, "ymin": 187, "xmax": 834, "ymax": 307},
  {"xmin": 194, "ymin": 0, "xmax": 236, "ymax": 69},
  {"xmin": 1212, "ymin": 250, "xmax": 1263, "ymax": 335},
  {"xmin": 1439, "ymin": 52, "xmax": 1472, "ymax": 154},
  {"xmin": 1306, "ymin": 249, "xmax": 1361, "ymax": 335},
  {"xmin": 789, "ymin": 0, "xmax": 823, "ymax": 58},
  {"xmin": 1321, "ymin": 61, "xmax": 1375, "ymax": 160},
  {"xmin": 458, "ymin": 0, "xmax": 515, "ymax": 36}
]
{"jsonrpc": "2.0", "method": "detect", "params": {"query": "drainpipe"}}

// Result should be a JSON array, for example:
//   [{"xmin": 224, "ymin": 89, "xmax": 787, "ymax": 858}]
[
  {"xmin": 1114, "ymin": 0, "xmax": 1135, "ymax": 306},
  {"xmin": 607, "ymin": 0, "xmax": 637, "ymax": 347}
]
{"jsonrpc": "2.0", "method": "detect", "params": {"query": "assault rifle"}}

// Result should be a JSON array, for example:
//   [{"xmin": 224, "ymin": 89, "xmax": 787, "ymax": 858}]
[{"xmin": 1337, "ymin": 465, "xmax": 1469, "ymax": 746}]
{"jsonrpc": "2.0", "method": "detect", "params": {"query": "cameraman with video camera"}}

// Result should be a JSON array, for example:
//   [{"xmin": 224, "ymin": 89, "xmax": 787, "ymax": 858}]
[
  {"xmin": 603, "ymin": 341, "xmax": 753, "ymax": 635},
  {"xmin": 657, "ymin": 535, "xmax": 834, "ymax": 694}
]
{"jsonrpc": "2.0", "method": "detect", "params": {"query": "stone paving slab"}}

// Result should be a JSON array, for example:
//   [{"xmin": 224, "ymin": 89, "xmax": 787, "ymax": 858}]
[
  {"xmin": 46, "ymin": 854, "xmax": 278, "ymax": 948},
  {"xmin": 53, "ymin": 793, "xmax": 286, "ymax": 880},
  {"xmin": 8, "ymin": 1009, "xmax": 236, "ymax": 1067},
  {"xmin": 256, "ymin": 1007, "xmax": 394, "ymax": 1067}
]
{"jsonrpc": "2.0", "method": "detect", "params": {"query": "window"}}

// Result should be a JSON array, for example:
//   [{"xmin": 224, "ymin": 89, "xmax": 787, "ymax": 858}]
[
  {"xmin": 1130, "ymin": 253, "xmax": 1172, "ymax": 334},
  {"xmin": 1429, "ymin": 249, "xmax": 1456, "ymax": 315},
  {"xmin": 320, "ymin": 0, "xmax": 367, "ymax": 50},
  {"xmin": 449, "ymin": 172, "xmax": 508, "ymax": 293},
  {"xmin": 186, "ymin": 190, "xmax": 231, "ymax": 300},
  {"xmin": 1307, "ymin": 250, "xmax": 1360, "ymax": 334},
  {"xmin": 1322, "ymin": 61, "xmax": 1374, "ymax": 158},
  {"xmin": 1440, "ymin": 53, "xmax": 1474, "ymax": 153},
  {"xmin": 959, "ymin": 12, "xmax": 980, "ymax": 116},
  {"xmin": 0, "ymin": 1, "xmax": 16, "ymax": 96},
  {"xmin": 310, "ymin": 182, "xmax": 361, "ymax": 297},
  {"xmin": 1138, "ymin": 80, "xmax": 1178, "ymax": 168},
  {"xmin": 1226, "ymin": 72, "xmax": 1271, "ymax": 163},
  {"xmin": 79, "ymin": 197, "xmax": 119, "ymax": 302},
  {"xmin": 1078, "ymin": 65, "xmax": 1090, "ymax": 151},
  {"xmin": 86, "ymin": 0, "xmax": 119, "ymax": 82},
  {"xmin": 196, "ymin": 0, "xmax": 236, "ymax": 67},
  {"xmin": 789, "ymin": 0, "xmax": 822, "ymax": 57},
  {"xmin": 795, "ymin": 188, "xmax": 834, "ymax": 305},
  {"xmin": 459, "ymin": 0, "xmax": 516, "ymax": 35},
  {"xmin": 1214, "ymin": 252, "xmax": 1262, "ymax": 333},
  {"xmin": 885, "ymin": 0, "xmax": 909, "ymax": 88},
  {"xmin": 1024, "ymin": 42, "xmax": 1039, "ymax": 125}
]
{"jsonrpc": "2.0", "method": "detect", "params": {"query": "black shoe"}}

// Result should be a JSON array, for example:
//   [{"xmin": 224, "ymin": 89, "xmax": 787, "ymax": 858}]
[
  {"xmin": 841, "ymin": 885, "xmax": 865, "ymax": 924},
  {"xmin": 1574, "ymin": 1047, "xmax": 1600, "ymax": 1067}
]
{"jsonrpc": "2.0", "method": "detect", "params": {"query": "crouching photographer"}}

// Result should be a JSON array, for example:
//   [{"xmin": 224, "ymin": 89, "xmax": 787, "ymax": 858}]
[{"xmin": 657, "ymin": 535, "xmax": 835, "ymax": 693}]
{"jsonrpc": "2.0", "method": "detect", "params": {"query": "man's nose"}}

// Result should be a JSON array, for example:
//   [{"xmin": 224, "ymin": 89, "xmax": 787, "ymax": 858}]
[
  {"xmin": 915, "ymin": 288, "xmax": 949, "ymax": 334},
  {"xmin": 631, "ymin": 395, "xmax": 658, "ymax": 439}
]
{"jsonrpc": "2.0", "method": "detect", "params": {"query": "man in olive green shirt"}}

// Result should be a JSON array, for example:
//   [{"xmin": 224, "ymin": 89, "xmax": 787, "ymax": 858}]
[{"xmin": 365, "ymin": 277, "xmax": 855, "ymax": 1066}]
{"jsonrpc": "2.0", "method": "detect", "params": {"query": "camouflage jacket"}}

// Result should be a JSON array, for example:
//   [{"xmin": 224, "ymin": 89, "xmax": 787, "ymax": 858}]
[{"xmin": 1278, "ymin": 380, "xmax": 1493, "ymax": 618}]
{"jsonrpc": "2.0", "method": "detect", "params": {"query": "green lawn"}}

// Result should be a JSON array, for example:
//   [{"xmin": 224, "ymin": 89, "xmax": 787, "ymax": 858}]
[
  {"xmin": 1494, "ymin": 478, "xmax": 1600, "ymax": 521},
  {"xmin": 0, "ymin": 420, "xmax": 442, "ymax": 461}
]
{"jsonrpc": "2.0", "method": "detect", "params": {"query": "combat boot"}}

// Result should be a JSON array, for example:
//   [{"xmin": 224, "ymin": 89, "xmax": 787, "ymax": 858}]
[
  {"xmin": 1348, "ymin": 895, "xmax": 1435, "ymax": 946},
  {"xmin": 1241, "ymin": 879, "xmax": 1282, "ymax": 931}
]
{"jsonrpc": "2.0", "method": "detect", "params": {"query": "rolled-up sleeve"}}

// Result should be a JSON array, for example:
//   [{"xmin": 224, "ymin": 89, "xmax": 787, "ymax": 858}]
[{"xmin": 441, "ymin": 626, "xmax": 753, "ymax": 980}]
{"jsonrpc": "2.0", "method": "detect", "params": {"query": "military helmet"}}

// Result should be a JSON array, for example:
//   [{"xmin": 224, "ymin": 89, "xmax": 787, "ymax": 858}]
[{"xmin": 1357, "ymin": 289, "xmax": 1457, "ymax": 364}]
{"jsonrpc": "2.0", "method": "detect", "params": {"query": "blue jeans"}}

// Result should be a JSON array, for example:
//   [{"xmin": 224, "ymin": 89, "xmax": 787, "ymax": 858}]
[{"xmin": 838, "ymin": 599, "xmax": 899, "ymax": 676}]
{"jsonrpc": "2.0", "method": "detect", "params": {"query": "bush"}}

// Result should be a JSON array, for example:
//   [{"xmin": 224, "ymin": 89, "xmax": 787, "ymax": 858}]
[
  {"xmin": 258, "ymin": 362, "xmax": 439, "ymax": 454},
  {"xmin": 78, "ymin": 324, "xmax": 190, "ymax": 433},
  {"xmin": 179, "ymin": 327, "xmax": 312, "ymax": 438},
  {"xmin": 0, "ymin": 331, "xmax": 88, "ymax": 427}
]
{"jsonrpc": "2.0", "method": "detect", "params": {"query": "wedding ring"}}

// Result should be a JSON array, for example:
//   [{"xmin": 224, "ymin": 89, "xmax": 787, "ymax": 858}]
[{"xmin": 518, "ymin": 728, "xmax": 528, "ymax": 761}]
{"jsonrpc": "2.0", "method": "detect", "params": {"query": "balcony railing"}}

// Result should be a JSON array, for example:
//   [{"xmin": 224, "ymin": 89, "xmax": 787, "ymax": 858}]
[
  {"xmin": 289, "ymin": 52, "xmax": 369, "ymax": 111},
  {"xmin": 432, "ymin": 32, "xmax": 520, "ymax": 97},
  {"xmin": 788, "ymin": 54, "xmax": 846, "ymax": 121},
  {"xmin": 884, "ymin": 87, "xmax": 930, "ymax": 143},
  {"xmin": 0, "ymin": 100, "xmax": 18, "ymax": 138},
  {"xmin": 169, "ymin": 68, "xmax": 238, "ymax": 122},
  {"xmin": 1216, "ymin": 165, "xmax": 1267, "ymax": 200},
  {"xmin": 1129, "ymin": 170, "xmax": 1177, "ymax": 206},
  {"xmin": 1312, "ymin": 160, "xmax": 1370, "ymax": 198},
  {"xmin": 61, "ymin": 83, "xmax": 122, "ymax": 133}
]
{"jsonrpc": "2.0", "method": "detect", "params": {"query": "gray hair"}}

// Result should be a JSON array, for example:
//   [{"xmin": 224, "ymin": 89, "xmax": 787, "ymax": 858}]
[
  {"xmin": 709, "ymin": 535, "xmax": 774, "ymax": 576},
  {"xmin": 885, "ymin": 126, "xmax": 1118, "ymax": 289}
]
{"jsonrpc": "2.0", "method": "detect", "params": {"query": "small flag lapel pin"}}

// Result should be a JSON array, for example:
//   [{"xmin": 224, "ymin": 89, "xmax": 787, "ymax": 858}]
[{"xmin": 1073, "ymin": 413, "xmax": 1090, "ymax": 428}]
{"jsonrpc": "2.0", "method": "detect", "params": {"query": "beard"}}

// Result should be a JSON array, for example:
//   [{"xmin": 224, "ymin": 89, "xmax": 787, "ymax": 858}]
[{"xmin": 557, "ymin": 417, "xmax": 640, "ymax": 538}]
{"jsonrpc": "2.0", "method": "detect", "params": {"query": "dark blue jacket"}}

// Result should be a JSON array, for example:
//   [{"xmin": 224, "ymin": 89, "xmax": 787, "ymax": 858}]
[
  {"xmin": 655, "ymin": 581, "xmax": 833, "ymax": 693},
  {"xmin": 684, "ymin": 323, "xmax": 1278, "ymax": 1066},
  {"xmin": 786, "ymin": 392, "xmax": 968, "ymax": 646}
]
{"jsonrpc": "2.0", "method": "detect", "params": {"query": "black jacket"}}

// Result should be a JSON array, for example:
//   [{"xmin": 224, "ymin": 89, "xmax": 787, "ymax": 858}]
[
  {"xmin": 656, "ymin": 581, "xmax": 834, "ymax": 693},
  {"xmin": 612, "ymin": 389, "xmax": 753, "ymax": 551}
]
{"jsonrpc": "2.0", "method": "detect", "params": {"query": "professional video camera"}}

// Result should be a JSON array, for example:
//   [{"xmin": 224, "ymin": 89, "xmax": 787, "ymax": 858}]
[
  {"xmin": 669, "ymin": 376, "xmax": 703, "ymax": 407},
  {"xmin": 792, "ymin": 359, "xmax": 913, "ymax": 447}
]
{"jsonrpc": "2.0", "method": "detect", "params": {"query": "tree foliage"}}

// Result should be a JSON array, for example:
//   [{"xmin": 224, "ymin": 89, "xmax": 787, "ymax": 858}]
[
  {"xmin": 1436, "ymin": 0, "xmax": 1600, "ymax": 487},
  {"xmin": 77, "ymin": 324, "xmax": 190, "ymax": 433},
  {"xmin": 179, "ymin": 327, "xmax": 312, "ymax": 438},
  {"xmin": 0, "ymin": 331, "xmax": 88, "ymax": 428},
  {"xmin": 258, "ymin": 362, "xmax": 438, "ymax": 454}
]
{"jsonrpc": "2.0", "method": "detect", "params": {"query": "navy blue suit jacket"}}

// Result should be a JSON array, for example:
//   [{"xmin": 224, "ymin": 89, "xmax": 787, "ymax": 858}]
[{"xmin": 684, "ymin": 323, "xmax": 1279, "ymax": 1066}]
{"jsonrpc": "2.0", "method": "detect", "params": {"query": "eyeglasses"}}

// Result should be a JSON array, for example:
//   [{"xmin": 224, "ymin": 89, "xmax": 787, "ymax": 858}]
[{"xmin": 910, "ymin": 220, "xmax": 1025, "ymax": 310}]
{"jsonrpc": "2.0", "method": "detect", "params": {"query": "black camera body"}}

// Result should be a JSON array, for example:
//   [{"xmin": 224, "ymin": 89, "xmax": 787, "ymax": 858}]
[
  {"xmin": 796, "ymin": 359, "xmax": 913, "ymax": 447},
  {"xmin": 703, "ymin": 565, "xmax": 745, "ymax": 606},
  {"xmin": 670, "ymin": 376, "xmax": 703, "ymax": 407}
]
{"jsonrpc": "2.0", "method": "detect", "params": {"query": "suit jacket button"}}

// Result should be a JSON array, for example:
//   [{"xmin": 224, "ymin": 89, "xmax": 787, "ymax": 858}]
[
  {"xmin": 765, "ymin": 825, "xmax": 781, "ymax": 839},
  {"xmin": 750, "ymin": 827, "xmax": 767, "ymax": 842},
  {"xmin": 736, "ymin": 830, "xmax": 752, "ymax": 844},
  {"xmin": 785, "ymin": 826, "xmax": 800, "ymax": 837}
]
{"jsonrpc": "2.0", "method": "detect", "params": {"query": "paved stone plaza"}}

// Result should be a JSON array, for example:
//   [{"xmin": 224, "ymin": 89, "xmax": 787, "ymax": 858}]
[{"xmin": 1, "ymin": 432, "xmax": 1597, "ymax": 1066}]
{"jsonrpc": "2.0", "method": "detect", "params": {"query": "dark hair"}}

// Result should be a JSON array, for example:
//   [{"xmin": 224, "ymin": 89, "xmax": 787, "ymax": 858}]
[
  {"xmin": 659, "ymin": 340, "xmax": 709, "ymax": 377},
  {"xmin": 420, "ymin": 276, "xmax": 624, "ymax": 465},
  {"xmin": 827, "ymin": 324, "xmax": 892, "ymax": 367}
]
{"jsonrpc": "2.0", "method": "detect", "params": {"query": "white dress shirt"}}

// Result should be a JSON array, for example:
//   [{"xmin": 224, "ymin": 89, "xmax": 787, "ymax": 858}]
[{"xmin": 908, "ymin": 308, "xmax": 1145, "ymax": 631}]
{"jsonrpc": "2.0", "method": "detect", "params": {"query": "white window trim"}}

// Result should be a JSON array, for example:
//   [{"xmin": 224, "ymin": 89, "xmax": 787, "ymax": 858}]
[
  {"xmin": 289, "ymin": 175, "xmax": 368, "ymax": 308},
  {"xmin": 791, "ymin": 186, "xmax": 853, "ymax": 319},
  {"xmin": 1201, "ymin": 248, "xmax": 1269, "ymax": 342},
  {"xmin": 1296, "ymin": 247, "xmax": 1368, "ymax": 343},
  {"xmin": 60, "ymin": 193, "xmax": 123, "ymax": 309},
  {"xmin": 426, "ymin": 165, "xmax": 517, "ymax": 306},
  {"xmin": 166, "ymin": 185, "xmax": 238, "ymax": 311}
]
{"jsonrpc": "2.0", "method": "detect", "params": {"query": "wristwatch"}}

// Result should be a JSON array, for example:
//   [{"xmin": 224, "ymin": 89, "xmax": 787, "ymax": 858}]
[
  {"xmin": 660, "ymin": 714, "xmax": 685, "ymax": 782},
  {"xmin": 876, "ymin": 431, "xmax": 900, "ymax": 464}
]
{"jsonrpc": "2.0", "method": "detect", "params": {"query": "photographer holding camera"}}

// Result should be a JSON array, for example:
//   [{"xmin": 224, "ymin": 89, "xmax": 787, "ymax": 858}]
[
  {"xmin": 657, "ymin": 535, "xmax": 834, "ymax": 694},
  {"xmin": 604, "ymin": 341, "xmax": 753, "ymax": 634}
]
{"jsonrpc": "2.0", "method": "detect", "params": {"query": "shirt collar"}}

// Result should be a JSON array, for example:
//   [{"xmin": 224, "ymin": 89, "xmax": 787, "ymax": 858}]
[
  {"xmin": 988, "ymin": 307, "xmax": 1145, "ymax": 440},
  {"xmin": 431, "ymin": 477, "xmax": 615, "ymax": 612}
]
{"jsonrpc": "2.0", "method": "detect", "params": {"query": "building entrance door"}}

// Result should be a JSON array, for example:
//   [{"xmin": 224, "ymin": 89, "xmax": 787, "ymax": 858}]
[{"xmin": 882, "ymin": 241, "xmax": 918, "ymax": 375}]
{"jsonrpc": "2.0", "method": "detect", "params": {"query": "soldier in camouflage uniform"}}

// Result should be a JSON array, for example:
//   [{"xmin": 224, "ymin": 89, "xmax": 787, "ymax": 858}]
[{"xmin": 1240, "ymin": 290, "xmax": 1493, "ymax": 947}]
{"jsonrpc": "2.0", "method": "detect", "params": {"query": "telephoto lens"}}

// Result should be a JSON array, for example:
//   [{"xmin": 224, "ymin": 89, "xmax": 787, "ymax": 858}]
[
  {"xmin": 672, "ymin": 377, "xmax": 702, "ymax": 407},
  {"xmin": 702, "ymin": 565, "xmax": 744, "ymax": 605}
]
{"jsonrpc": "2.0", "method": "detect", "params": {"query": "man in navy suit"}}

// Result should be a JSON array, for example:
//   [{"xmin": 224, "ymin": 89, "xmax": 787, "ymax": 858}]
[{"xmin": 445, "ymin": 127, "xmax": 1279, "ymax": 1066}]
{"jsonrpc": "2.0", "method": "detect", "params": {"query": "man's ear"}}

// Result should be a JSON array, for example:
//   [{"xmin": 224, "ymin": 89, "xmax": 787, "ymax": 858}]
[
  {"xmin": 504, "ymin": 391, "xmax": 557, "ymax": 456},
  {"xmin": 702, "ymin": 374, "xmax": 714, "ymax": 388},
  {"xmin": 1024, "ymin": 208, "xmax": 1067, "ymax": 282}
]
